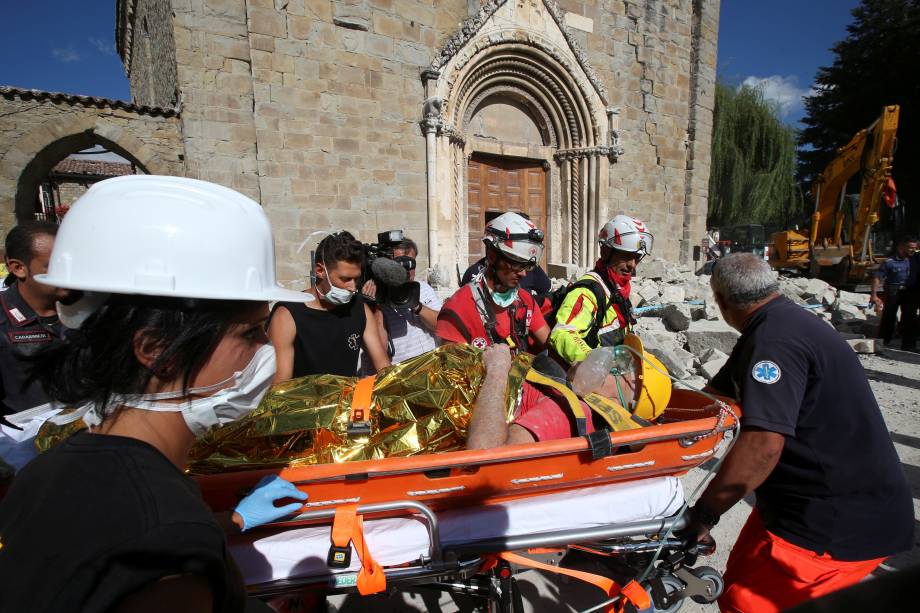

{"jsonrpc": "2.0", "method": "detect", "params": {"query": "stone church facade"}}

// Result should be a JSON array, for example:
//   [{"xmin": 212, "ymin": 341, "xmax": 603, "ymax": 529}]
[{"xmin": 2, "ymin": 0, "xmax": 719, "ymax": 287}]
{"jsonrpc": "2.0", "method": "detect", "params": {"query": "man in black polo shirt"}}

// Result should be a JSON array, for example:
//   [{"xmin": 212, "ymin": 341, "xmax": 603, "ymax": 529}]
[
  {"xmin": 686, "ymin": 254, "xmax": 912, "ymax": 613},
  {"xmin": 0, "ymin": 222, "xmax": 69, "ymax": 470}
]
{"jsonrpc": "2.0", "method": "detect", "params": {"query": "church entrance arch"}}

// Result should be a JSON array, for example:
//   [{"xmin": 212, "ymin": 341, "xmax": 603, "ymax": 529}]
[{"xmin": 421, "ymin": 1, "xmax": 624, "ymax": 281}]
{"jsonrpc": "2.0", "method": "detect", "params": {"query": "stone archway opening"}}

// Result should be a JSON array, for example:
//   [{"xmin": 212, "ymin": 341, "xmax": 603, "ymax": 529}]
[
  {"xmin": 422, "ymin": 5, "xmax": 623, "ymax": 280},
  {"xmin": 15, "ymin": 133, "xmax": 147, "ymax": 223}
]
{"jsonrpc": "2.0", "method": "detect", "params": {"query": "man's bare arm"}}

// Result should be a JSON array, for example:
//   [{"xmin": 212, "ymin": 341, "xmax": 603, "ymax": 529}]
[
  {"xmin": 267, "ymin": 306, "xmax": 297, "ymax": 383},
  {"xmin": 417, "ymin": 305, "xmax": 440, "ymax": 332},
  {"xmin": 698, "ymin": 427, "xmax": 785, "ymax": 515},
  {"xmin": 467, "ymin": 345, "xmax": 517, "ymax": 449}
]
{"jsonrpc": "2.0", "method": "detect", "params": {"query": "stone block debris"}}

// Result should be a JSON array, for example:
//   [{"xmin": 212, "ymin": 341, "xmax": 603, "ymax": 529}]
[{"xmin": 547, "ymin": 259, "xmax": 879, "ymax": 384}]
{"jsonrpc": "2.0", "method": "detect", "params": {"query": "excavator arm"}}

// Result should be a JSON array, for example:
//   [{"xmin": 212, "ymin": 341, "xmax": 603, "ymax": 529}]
[
  {"xmin": 770, "ymin": 105, "xmax": 899, "ymax": 285},
  {"xmin": 849, "ymin": 105, "xmax": 899, "ymax": 269}
]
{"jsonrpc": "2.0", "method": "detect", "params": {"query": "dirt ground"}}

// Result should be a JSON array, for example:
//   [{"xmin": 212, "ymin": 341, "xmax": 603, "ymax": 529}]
[{"xmin": 328, "ymin": 346, "xmax": 920, "ymax": 613}]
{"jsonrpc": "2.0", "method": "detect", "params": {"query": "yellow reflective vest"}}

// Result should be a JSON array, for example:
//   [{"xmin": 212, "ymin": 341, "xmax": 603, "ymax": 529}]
[{"xmin": 548, "ymin": 271, "xmax": 630, "ymax": 365}]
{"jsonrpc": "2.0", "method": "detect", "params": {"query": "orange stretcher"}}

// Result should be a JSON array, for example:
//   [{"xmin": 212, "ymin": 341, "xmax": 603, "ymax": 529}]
[{"xmin": 197, "ymin": 389, "xmax": 739, "ymax": 612}]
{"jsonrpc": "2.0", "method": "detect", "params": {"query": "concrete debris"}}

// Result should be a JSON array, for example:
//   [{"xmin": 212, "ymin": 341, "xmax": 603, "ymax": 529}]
[
  {"xmin": 659, "ymin": 285, "xmax": 686, "ymax": 304},
  {"xmin": 547, "ymin": 263, "xmax": 586, "ymax": 282},
  {"xmin": 836, "ymin": 289, "xmax": 868, "ymax": 306},
  {"xmin": 685, "ymin": 320, "xmax": 741, "ymax": 357},
  {"xmin": 832, "ymin": 302, "xmax": 867, "ymax": 323},
  {"xmin": 662, "ymin": 303, "xmax": 692, "ymax": 332},
  {"xmin": 546, "ymin": 260, "xmax": 879, "ymax": 380},
  {"xmin": 701, "ymin": 356, "xmax": 728, "ymax": 380},
  {"xmin": 680, "ymin": 375, "xmax": 708, "ymax": 390},
  {"xmin": 847, "ymin": 338, "xmax": 878, "ymax": 354},
  {"xmin": 637, "ymin": 281, "xmax": 661, "ymax": 304},
  {"xmin": 637, "ymin": 259, "xmax": 668, "ymax": 281},
  {"xmin": 700, "ymin": 347, "xmax": 729, "ymax": 363}
]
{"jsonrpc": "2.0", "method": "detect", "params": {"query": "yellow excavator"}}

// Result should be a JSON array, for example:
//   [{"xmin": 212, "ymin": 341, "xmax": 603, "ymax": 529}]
[{"xmin": 769, "ymin": 105, "xmax": 900, "ymax": 286}]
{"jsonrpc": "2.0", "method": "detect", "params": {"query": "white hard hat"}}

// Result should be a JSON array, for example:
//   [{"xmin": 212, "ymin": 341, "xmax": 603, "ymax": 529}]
[
  {"xmin": 598, "ymin": 215, "xmax": 654, "ymax": 257},
  {"xmin": 483, "ymin": 212, "xmax": 545, "ymax": 264},
  {"xmin": 36, "ymin": 175, "xmax": 309, "ymax": 303}
]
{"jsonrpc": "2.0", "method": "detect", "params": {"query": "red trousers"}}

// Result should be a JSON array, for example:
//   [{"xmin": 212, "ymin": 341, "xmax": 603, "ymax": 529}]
[{"xmin": 719, "ymin": 510, "xmax": 884, "ymax": 612}]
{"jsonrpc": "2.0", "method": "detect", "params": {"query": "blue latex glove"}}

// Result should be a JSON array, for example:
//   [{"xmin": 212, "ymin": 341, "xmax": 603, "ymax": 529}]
[{"xmin": 234, "ymin": 475, "xmax": 308, "ymax": 531}]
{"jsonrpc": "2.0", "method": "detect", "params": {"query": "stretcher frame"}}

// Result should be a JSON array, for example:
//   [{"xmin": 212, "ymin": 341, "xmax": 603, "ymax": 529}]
[{"xmin": 199, "ymin": 390, "xmax": 738, "ymax": 611}]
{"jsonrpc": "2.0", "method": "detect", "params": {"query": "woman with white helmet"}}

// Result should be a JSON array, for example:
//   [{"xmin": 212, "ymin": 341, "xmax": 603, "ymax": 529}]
[
  {"xmin": 436, "ymin": 212, "xmax": 551, "ymax": 354},
  {"xmin": 548, "ymin": 215, "xmax": 653, "ymax": 366},
  {"xmin": 0, "ymin": 176, "xmax": 311, "ymax": 613}
]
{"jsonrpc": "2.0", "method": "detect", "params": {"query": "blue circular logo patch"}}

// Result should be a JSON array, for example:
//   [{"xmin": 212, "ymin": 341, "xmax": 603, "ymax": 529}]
[{"xmin": 752, "ymin": 361, "xmax": 781, "ymax": 384}]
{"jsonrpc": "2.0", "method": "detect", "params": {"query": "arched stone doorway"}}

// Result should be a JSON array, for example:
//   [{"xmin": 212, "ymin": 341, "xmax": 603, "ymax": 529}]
[
  {"xmin": 14, "ymin": 133, "xmax": 149, "ymax": 224},
  {"xmin": 0, "ymin": 88, "xmax": 182, "ymax": 238},
  {"xmin": 421, "ymin": 1, "xmax": 623, "ymax": 280}
]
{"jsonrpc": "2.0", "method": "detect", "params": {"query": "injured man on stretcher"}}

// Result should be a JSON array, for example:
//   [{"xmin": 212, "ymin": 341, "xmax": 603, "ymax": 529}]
[
  {"xmin": 171, "ymin": 336, "xmax": 672, "ymax": 473},
  {"xmin": 468, "ymin": 343, "xmax": 655, "ymax": 448}
]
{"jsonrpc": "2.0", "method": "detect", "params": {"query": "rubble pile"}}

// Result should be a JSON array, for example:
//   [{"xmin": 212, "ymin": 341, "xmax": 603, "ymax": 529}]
[{"xmin": 550, "ymin": 257, "xmax": 880, "ymax": 386}]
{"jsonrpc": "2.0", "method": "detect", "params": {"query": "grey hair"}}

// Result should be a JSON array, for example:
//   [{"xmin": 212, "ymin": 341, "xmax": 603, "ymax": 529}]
[{"xmin": 711, "ymin": 253, "xmax": 779, "ymax": 306}]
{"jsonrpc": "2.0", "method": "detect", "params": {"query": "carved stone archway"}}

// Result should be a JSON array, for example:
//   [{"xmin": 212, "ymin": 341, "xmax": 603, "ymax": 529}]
[{"xmin": 421, "ymin": 1, "xmax": 623, "ymax": 279}]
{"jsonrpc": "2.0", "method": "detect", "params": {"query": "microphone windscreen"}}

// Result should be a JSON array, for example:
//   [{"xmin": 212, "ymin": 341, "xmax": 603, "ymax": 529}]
[{"xmin": 371, "ymin": 257, "xmax": 409, "ymax": 287}]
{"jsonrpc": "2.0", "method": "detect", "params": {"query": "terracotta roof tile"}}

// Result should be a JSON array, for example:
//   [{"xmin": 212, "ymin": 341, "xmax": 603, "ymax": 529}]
[
  {"xmin": 51, "ymin": 159, "xmax": 135, "ymax": 177},
  {"xmin": 0, "ymin": 86, "xmax": 177, "ymax": 118}
]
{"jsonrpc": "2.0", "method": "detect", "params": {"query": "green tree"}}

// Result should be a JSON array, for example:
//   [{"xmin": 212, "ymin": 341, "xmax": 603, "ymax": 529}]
[
  {"xmin": 708, "ymin": 82, "xmax": 803, "ymax": 227},
  {"xmin": 799, "ymin": 0, "xmax": 920, "ymax": 229}
]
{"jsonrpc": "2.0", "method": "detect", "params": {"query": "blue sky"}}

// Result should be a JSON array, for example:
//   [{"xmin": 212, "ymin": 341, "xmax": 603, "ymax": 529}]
[
  {"xmin": 718, "ymin": 0, "xmax": 860, "ymax": 124},
  {"xmin": 0, "ymin": 0, "xmax": 860, "ymax": 125},
  {"xmin": 0, "ymin": 1, "xmax": 129, "ymax": 100}
]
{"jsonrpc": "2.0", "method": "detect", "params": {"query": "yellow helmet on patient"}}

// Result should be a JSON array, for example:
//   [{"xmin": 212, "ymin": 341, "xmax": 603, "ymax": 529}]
[{"xmin": 624, "ymin": 334, "xmax": 671, "ymax": 420}]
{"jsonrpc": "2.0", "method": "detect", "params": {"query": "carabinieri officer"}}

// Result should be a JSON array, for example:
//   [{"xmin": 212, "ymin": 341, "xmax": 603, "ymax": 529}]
[{"xmin": 685, "ymin": 254, "xmax": 913, "ymax": 613}]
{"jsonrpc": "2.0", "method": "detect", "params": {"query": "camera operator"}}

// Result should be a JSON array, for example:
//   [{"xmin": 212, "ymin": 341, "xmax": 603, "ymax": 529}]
[
  {"xmin": 364, "ymin": 238, "xmax": 442, "ymax": 364},
  {"xmin": 268, "ymin": 231, "xmax": 390, "ymax": 381}
]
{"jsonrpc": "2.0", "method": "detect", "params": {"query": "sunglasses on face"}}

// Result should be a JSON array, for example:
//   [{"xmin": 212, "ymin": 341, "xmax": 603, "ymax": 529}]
[{"xmin": 500, "ymin": 254, "xmax": 536, "ymax": 273}]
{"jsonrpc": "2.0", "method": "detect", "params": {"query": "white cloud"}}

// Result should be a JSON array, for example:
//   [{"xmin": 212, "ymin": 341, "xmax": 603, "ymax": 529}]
[
  {"xmin": 741, "ymin": 75, "xmax": 816, "ymax": 117},
  {"xmin": 88, "ymin": 37, "xmax": 115, "ymax": 56},
  {"xmin": 51, "ymin": 46, "xmax": 81, "ymax": 63}
]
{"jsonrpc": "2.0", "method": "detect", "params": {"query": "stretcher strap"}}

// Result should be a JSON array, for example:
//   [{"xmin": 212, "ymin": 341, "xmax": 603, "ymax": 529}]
[
  {"xmin": 346, "ymin": 375, "xmax": 376, "ymax": 436},
  {"xmin": 330, "ymin": 504, "xmax": 386, "ymax": 595},
  {"xmin": 524, "ymin": 368, "xmax": 588, "ymax": 436},
  {"xmin": 497, "ymin": 552, "xmax": 650, "ymax": 613}
]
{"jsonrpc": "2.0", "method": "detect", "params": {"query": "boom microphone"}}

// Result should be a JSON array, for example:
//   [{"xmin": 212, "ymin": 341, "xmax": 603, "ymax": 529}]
[{"xmin": 370, "ymin": 257, "xmax": 410, "ymax": 287}]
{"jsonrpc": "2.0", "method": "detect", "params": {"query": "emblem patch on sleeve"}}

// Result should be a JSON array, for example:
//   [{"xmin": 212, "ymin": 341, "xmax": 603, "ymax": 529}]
[{"xmin": 752, "ymin": 361, "xmax": 781, "ymax": 384}]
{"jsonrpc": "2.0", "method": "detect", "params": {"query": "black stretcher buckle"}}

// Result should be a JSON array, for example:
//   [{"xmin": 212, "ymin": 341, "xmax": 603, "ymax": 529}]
[
  {"xmin": 327, "ymin": 544, "xmax": 352, "ymax": 568},
  {"xmin": 585, "ymin": 430, "xmax": 616, "ymax": 460},
  {"xmin": 347, "ymin": 421, "xmax": 372, "ymax": 437}
]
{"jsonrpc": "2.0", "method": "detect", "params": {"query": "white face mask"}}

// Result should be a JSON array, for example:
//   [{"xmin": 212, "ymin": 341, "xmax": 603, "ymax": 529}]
[
  {"xmin": 491, "ymin": 287, "xmax": 518, "ymax": 308},
  {"xmin": 118, "ymin": 343, "xmax": 278, "ymax": 437},
  {"xmin": 15, "ymin": 344, "xmax": 278, "ymax": 438},
  {"xmin": 318, "ymin": 264, "xmax": 356, "ymax": 305}
]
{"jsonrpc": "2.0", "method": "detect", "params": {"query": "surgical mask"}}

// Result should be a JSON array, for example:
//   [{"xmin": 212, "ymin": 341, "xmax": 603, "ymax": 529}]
[
  {"xmin": 318, "ymin": 265, "xmax": 356, "ymax": 305},
  {"xmin": 120, "ymin": 343, "xmax": 278, "ymax": 437},
  {"xmin": 11, "ymin": 344, "xmax": 278, "ymax": 438},
  {"xmin": 491, "ymin": 287, "xmax": 517, "ymax": 308}
]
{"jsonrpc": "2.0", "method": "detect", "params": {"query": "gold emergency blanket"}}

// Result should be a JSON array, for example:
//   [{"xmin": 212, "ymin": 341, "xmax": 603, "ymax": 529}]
[{"xmin": 186, "ymin": 344, "xmax": 532, "ymax": 474}]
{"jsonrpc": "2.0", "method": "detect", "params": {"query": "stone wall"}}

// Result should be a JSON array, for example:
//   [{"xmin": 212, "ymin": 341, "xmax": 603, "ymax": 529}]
[
  {"xmin": 170, "ymin": 0, "xmax": 262, "ymax": 204},
  {"xmin": 123, "ymin": 0, "xmax": 180, "ymax": 108},
  {"xmin": 241, "ymin": 0, "xmax": 472, "ymax": 282},
  {"xmin": 553, "ymin": 0, "xmax": 719, "ymax": 263},
  {"xmin": 118, "ymin": 0, "xmax": 719, "ymax": 285},
  {"xmin": 0, "ymin": 89, "xmax": 183, "ymax": 239}
]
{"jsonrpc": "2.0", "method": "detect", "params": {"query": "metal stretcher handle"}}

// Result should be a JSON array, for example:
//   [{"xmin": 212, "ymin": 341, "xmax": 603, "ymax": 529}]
[
  {"xmin": 269, "ymin": 499, "xmax": 443, "ymax": 563},
  {"xmin": 445, "ymin": 512, "xmax": 687, "ymax": 557}
]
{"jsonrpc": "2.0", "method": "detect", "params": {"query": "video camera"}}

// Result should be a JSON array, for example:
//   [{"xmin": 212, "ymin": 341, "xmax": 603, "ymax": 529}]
[{"xmin": 362, "ymin": 230, "xmax": 421, "ymax": 310}]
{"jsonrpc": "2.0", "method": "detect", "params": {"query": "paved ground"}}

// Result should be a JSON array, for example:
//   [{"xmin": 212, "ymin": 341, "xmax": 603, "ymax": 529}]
[{"xmin": 328, "ymin": 347, "xmax": 920, "ymax": 612}]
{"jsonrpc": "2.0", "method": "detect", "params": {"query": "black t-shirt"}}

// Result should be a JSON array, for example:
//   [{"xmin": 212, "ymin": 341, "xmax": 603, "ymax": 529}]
[
  {"xmin": 0, "ymin": 431, "xmax": 246, "ymax": 612},
  {"xmin": 272, "ymin": 296, "xmax": 366, "ymax": 377},
  {"xmin": 710, "ymin": 296, "xmax": 913, "ymax": 560}
]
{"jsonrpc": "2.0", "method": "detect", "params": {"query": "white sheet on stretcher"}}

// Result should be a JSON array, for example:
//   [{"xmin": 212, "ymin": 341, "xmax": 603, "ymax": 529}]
[{"xmin": 232, "ymin": 476, "xmax": 684, "ymax": 586}]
